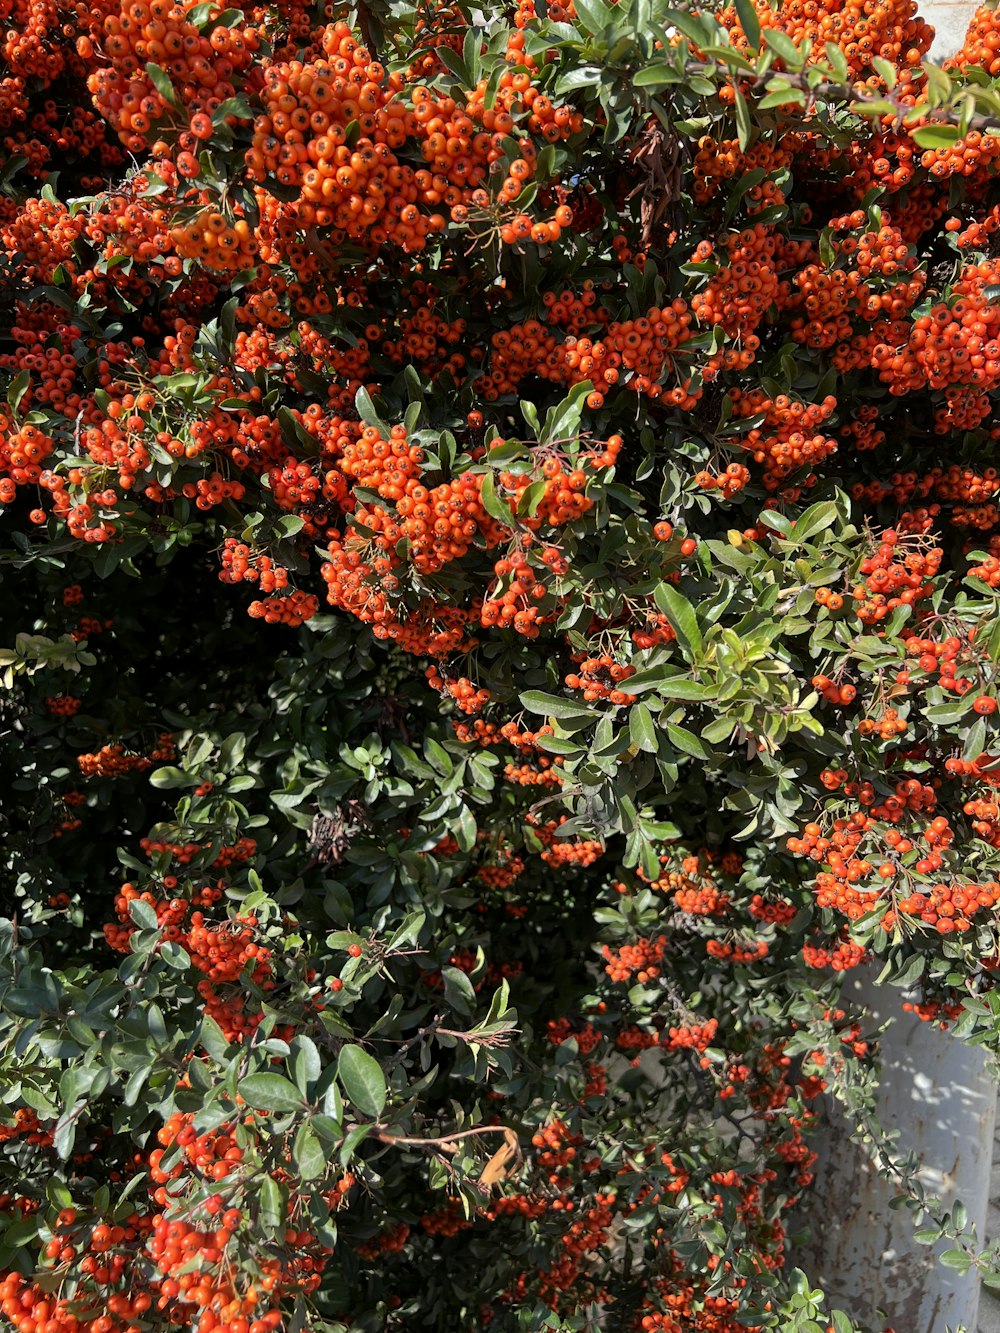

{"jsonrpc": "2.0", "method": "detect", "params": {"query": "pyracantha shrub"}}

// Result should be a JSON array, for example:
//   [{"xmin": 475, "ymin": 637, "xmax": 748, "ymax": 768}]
[{"xmin": 4, "ymin": 0, "xmax": 1000, "ymax": 1328}]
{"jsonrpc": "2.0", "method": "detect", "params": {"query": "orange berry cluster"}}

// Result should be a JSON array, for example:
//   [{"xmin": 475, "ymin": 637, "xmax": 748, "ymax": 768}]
[
  {"xmin": 504, "ymin": 758, "xmax": 564, "ymax": 787},
  {"xmin": 894, "ymin": 879, "xmax": 1000, "ymax": 933},
  {"xmin": 727, "ymin": 390, "xmax": 838, "ymax": 490},
  {"xmin": 802, "ymin": 939, "xmax": 868, "ymax": 970},
  {"xmin": 669, "ymin": 872, "xmax": 731, "ymax": 917},
  {"xmin": 662, "ymin": 1017, "xmax": 719, "ymax": 1052},
  {"xmin": 169, "ymin": 212, "xmax": 258, "ymax": 274},
  {"xmin": 853, "ymin": 528, "xmax": 942, "ymax": 623},
  {"xmin": 721, "ymin": 0, "xmax": 931, "ymax": 80},
  {"xmin": 138, "ymin": 833, "xmax": 256, "ymax": 867},
  {"xmin": 425, "ymin": 666, "xmax": 491, "ymax": 714},
  {"xmin": 77, "ymin": 733, "xmax": 175, "ymax": 777},
  {"xmin": 694, "ymin": 462, "xmax": 752, "ymax": 499},
  {"xmin": 528, "ymin": 816, "xmax": 603, "ymax": 869},
  {"xmin": 811, "ymin": 675, "xmax": 857, "ymax": 707},
  {"xmin": 483, "ymin": 304, "xmax": 695, "ymax": 406},
  {"xmin": 947, "ymin": 3, "xmax": 1000, "ymax": 74},
  {"xmin": 247, "ymin": 587, "xmax": 319, "ymax": 625},
  {"xmin": 749, "ymin": 894, "xmax": 797, "ymax": 925},
  {"xmin": 873, "ymin": 259, "xmax": 1000, "ymax": 432},
  {"xmin": 104, "ymin": 885, "xmax": 276, "ymax": 1039},
  {"xmin": 903, "ymin": 628, "xmax": 978, "ymax": 694},
  {"xmin": 601, "ymin": 934, "xmax": 666, "ymax": 983},
  {"xmin": 564, "ymin": 656, "xmax": 637, "ymax": 706},
  {"xmin": 705, "ymin": 936, "xmax": 769, "ymax": 962},
  {"xmin": 690, "ymin": 225, "xmax": 778, "ymax": 343},
  {"xmin": 0, "ymin": 1109, "xmax": 51, "ymax": 1146},
  {"xmin": 88, "ymin": 0, "xmax": 259, "ymax": 158},
  {"xmin": 46, "ymin": 695, "xmax": 82, "ymax": 717},
  {"xmin": 857, "ymin": 708, "xmax": 908, "ymax": 740}
]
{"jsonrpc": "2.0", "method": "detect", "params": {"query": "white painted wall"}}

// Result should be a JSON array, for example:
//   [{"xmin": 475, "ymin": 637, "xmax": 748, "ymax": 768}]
[
  {"xmin": 924, "ymin": 0, "xmax": 979, "ymax": 58},
  {"xmin": 797, "ymin": 969, "xmax": 996, "ymax": 1333}
]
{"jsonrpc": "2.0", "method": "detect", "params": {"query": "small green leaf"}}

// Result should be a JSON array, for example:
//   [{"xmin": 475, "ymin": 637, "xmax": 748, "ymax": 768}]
[
  {"xmin": 762, "ymin": 28, "xmax": 802, "ymax": 66},
  {"xmin": 910, "ymin": 123, "xmax": 960, "ymax": 150},
  {"xmin": 520, "ymin": 690, "xmax": 598, "ymax": 722},
  {"xmin": 939, "ymin": 1249, "xmax": 971, "ymax": 1272},
  {"xmin": 337, "ymin": 1045, "xmax": 387, "ymax": 1119},
  {"xmin": 355, "ymin": 386, "xmax": 389, "ymax": 434},
  {"xmin": 633, "ymin": 64, "xmax": 678, "ymax": 88},
  {"xmin": 629, "ymin": 703, "xmax": 658, "ymax": 753},
  {"xmin": 258, "ymin": 1175, "xmax": 286, "ymax": 1231},
  {"xmin": 733, "ymin": 86, "xmax": 752, "ymax": 151},
  {"xmin": 149, "ymin": 766, "xmax": 196, "ymax": 789},
  {"xmin": 199, "ymin": 1014, "xmax": 231, "ymax": 1062},
  {"xmin": 666, "ymin": 722, "xmax": 711, "ymax": 759},
  {"xmin": 145, "ymin": 62, "xmax": 179, "ymax": 107},
  {"xmin": 6, "ymin": 370, "xmax": 29, "ymax": 414},
  {"xmin": 238, "ymin": 1073, "xmax": 305, "ymax": 1114},
  {"xmin": 53, "ymin": 1102, "xmax": 85, "ymax": 1161},
  {"xmin": 733, "ymin": 0, "xmax": 760, "ymax": 49},
  {"xmin": 480, "ymin": 470, "xmax": 513, "ymax": 526},
  {"xmin": 293, "ymin": 1123, "xmax": 327, "ymax": 1181},
  {"xmin": 159, "ymin": 941, "xmax": 190, "ymax": 969},
  {"xmin": 653, "ymin": 584, "xmax": 703, "ymax": 660},
  {"xmin": 128, "ymin": 898, "xmax": 158, "ymax": 930}
]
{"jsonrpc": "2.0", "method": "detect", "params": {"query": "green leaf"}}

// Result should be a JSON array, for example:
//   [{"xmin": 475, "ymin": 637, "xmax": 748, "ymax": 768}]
[
  {"xmin": 910, "ymin": 123, "xmax": 961, "ymax": 149},
  {"xmin": 199, "ymin": 1014, "xmax": 231, "ymax": 1062},
  {"xmin": 293, "ymin": 1123, "xmax": 327, "ymax": 1181},
  {"xmin": 355, "ymin": 386, "xmax": 389, "ymax": 434},
  {"xmin": 629, "ymin": 703, "xmax": 658, "ymax": 753},
  {"xmin": 733, "ymin": 0, "xmax": 760, "ymax": 49},
  {"xmin": 145, "ymin": 62, "xmax": 179, "ymax": 108},
  {"xmin": 291, "ymin": 1035, "xmax": 322, "ymax": 1095},
  {"xmin": 480, "ymin": 470, "xmax": 513, "ymax": 527},
  {"xmin": 53, "ymin": 1102, "xmax": 84, "ymax": 1161},
  {"xmin": 258, "ymin": 1175, "xmax": 286, "ymax": 1231},
  {"xmin": 516, "ymin": 480, "xmax": 548, "ymax": 517},
  {"xmin": 788, "ymin": 500, "xmax": 840, "ymax": 543},
  {"xmin": 128, "ymin": 898, "xmax": 158, "ymax": 930},
  {"xmin": 238, "ymin": 1073, "xmax": 305, "ymax": 1114},
  {"xmin": 149, "ymin": 766, "xmax": 196, "ymax": 789},
  {"xmin": 456, "ymin": 804, "xmax": 477, "ymax": 852},
  {"xmin": 159, "ymin": 941, "xmax": 190, "ymax": 969},
  {"xmin": 923, "ymin": 698, "xmax": 970, "ymax": 724},
  {"xmin": 939, "ymin": 1249, "xmax": 971, "ymax": 1272},
  {"xmin": 758, "ymin": 86, "xmax": 806, "ymax": 109},
  {"xmin": 825, "ymin": 41, "xmax": 849, "ymax": 78},
  {"xmin": 442, "ymin": 965, "xmax": 477, "ymax": 1016},
  {"xmin": 337, "ymin": 1045, "xmax": 387, "ymax": 1119},
  {"xmin": 572, "ymin": 0, "xmax": 614, "ymax": 36},
  {"xmin": 656, "ymin": 678, "xmax": 713, "ymax": 701},
  {"xmin": 762, "ymin": 28, "xmax": 802, "ymax": 66},
  {"xmin": 6, "ymin": 370, "xmax": 29, "ymax": 414},
  {"xmin": 871, "ymin": 56, "xmax": 897, "ymax": 88},
  {"xmin": 520, "ymin": 690, "xmax": 598, "ymax": 722},
  {"xmin": 540, "ymin": 380, "xmax": 591, "ymax": 445},
  {"xmin": 666, "ymin": 722, "xmax": 711, "ymax": 759},
  {"xmin": 633, "ymin": 64, "xmax": 678, "ymax": 88},
  {"xmin": 733, "ymin": 86, "xmax": 752, "ymax": 151},
  {"xmin": 652, "ymin": 584, "xmax": 703, "ymax": 660}
]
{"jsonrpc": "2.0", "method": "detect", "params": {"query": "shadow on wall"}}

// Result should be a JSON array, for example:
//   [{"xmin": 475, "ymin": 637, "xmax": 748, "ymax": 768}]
[{"xmin": 925, "ymin": 0, "xmax": 979, "ymax": 57}]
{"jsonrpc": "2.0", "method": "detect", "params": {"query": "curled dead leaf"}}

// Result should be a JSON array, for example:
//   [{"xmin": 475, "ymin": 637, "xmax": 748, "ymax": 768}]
[{"xmin": 476, "ymin": 1127, "xmax": 521, "ymax": 1192}]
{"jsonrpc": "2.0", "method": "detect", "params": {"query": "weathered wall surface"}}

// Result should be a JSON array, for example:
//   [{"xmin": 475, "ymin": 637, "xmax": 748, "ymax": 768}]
[
  {"xmin": 925, "ymin": 0, "xmax": 978, "ymax": 56},
  {"xmin": 797, "ymin": 970, "xmax": 996, "ymax": 1333}
]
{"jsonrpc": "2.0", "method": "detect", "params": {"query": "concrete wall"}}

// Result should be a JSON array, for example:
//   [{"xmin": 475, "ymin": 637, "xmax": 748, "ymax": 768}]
[
  {"xmin": 924, "ymin": 0, "xmax": 979, "ymax": 58},
  {"xmin": 797, "ymin": 970, "xmax": 996, "ymax": 1333}
]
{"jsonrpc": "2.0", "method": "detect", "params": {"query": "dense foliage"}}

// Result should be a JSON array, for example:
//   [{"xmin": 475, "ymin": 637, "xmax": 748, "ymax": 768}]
[{"xmin": 4, "ymin": 0, "xmax": 1000, "ymax": 1327}]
